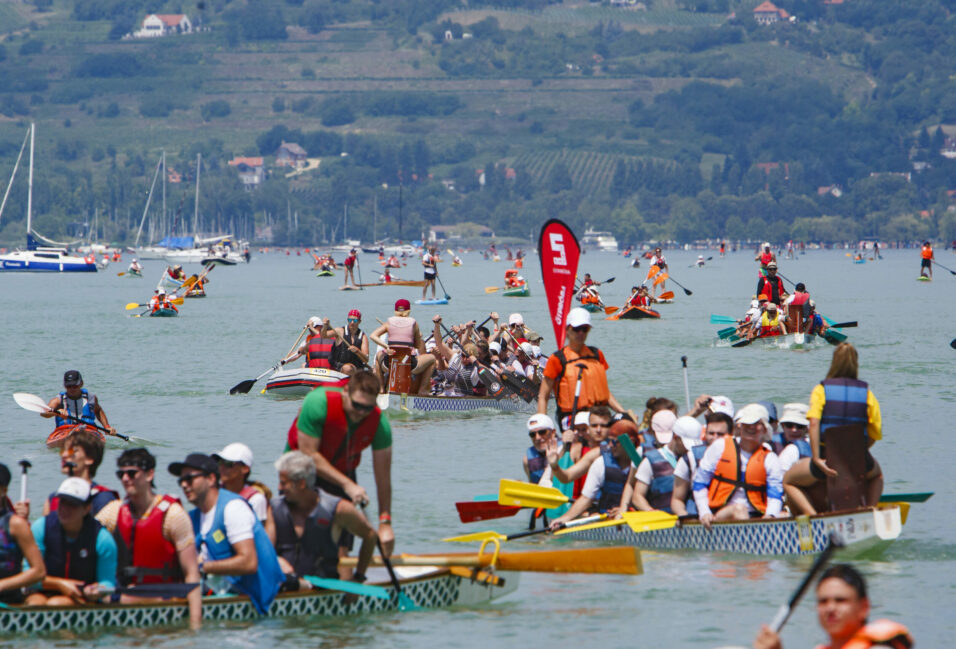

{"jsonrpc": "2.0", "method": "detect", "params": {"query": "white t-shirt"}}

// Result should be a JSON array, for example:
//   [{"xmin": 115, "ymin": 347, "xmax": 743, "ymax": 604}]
[
  {"xmin": 422, "ymin": 253, "xmax": 436, "ymax": 274},
  {"xmin": 245, "ymin": 490, "xmax": 268, "ymax": 522},
  {"xmin": 635, "ymin": 447, "xmax": 677, "ymax": 486},
  {"xmin": 198, "ymin": 497, "xmax": 256, "ymax": 562},
  {"xmin": 777, "ymin": 443, "xmax": 803, "ymax": 473},
  {"xmin": 580, "ymin": 455, "xmax": 636, "ymax": 502},
  {"xmin": 692, "ymin": 437, "xmax": 783, "ymax": 517}
]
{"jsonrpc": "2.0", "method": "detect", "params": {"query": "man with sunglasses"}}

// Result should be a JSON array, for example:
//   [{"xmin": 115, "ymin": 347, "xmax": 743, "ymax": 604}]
[
  {"xmin": 286, "ymin": 370, "xmax": 395, "ymax": 556},
  {"xmin": 772, "ymin": 403, "xmax": 812, "ymax": 473},
  {"xmin": 326, "ymin": 309, "xmax": 370, "ymax": 374},
  {"xmin": 169, "ymin": 453, "xmax": 283, "ymax": 615},
  {"xmin": 43, "ymin": 369, "xmax": 118, "ymax": 437},
  {"xmin": 523, "ymin": 414, "xmax": 558, "ymax": 485},
  {"xmin": 538, "ymin": 307, "xmax": 625, "ymax": 431},
  {"xmin": 96, "ymin": 448, "xmax": 202, "ymax": 629}
]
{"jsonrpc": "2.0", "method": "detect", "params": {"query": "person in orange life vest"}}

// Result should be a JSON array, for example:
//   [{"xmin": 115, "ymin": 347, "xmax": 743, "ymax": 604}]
[
  {"xmin": 157, "ymin": 289, "xmax": 179, "ymax": 313},
  {"xmin": 649, "ymin": 248, "xmax": 667, "ymax": 295},
  {"xmin": 286, "ymin": 371, "xmax": 395, "ymax": 557},
  {"xmin": 537, "ymin": 308, "xmax": 625, "ymax": 428},
  {"xmin": 754, "ymin": 564, "xmax": 912, "ymax": 649},
  {"xmin": 368, "ymin": 299, "xmax": 436, "ymax": 396},
  {"xmin": 755, "ymin": 242, "xmax": 776, "ymax": 273},
  {"xmin": 148, "ymin": 289, "xmax": 161, "ymax": 310},
  {"xmin": 692, "ymin": 403, "xmax": 785, "ymax": 529},
  {"xmin": 919, "ymin": 240, "xmax": 933, "ymax": 278},
  {"xmin": 783, "ymin": 343, "xmax": 884, "ymax": 516},
  {"xmin": 756, "ymin": 262, "xmax": 788, "ymax": 305},
  {"xmin": 671, "ymin": 411, "xmax": 734, "ymax": 516},
  {"xmin": 43, "ymin": 369, "xmax": 117, "ymax": 438},
  {"xmin": 43, "ymin": 428, "xmax": 119, "ymax": 518},
  {"xmin": 748, "ymin": 302, "xmax": 787, "ymax": 340},
  {"xmin": 283, "ymin": 316, "xmax": 337, "ymax": 370},
  {"xmin": 578, "ymin": 285, "xmax": 601, "ymax": 306},
  {"xmin": 0, "ymin": 463, "xmax": 46, "ymax": 604},
  {"xmin": 325, "ymin": 309, "xmax": 370, "ymax": 374},
  {"xmin": 548, "ymin": 419, "xmax": 640, "ymax": 528},
  {"xmin": 343, "ymin": 249, "xmax": 358, "ymax": 287},
  {"xmin": 505, "ymin": 269, "xmax": 521, "ymax": 288},
  {"xmin": 95, "ymin": 448, "xmax": 201, "ymax": 629},
  {"xmin": 213, "ymin": 444, "xmax": 275, "ymax": 543},
  {"xmin": 545, "ymin": 407, "xmax": 614, "ymax": 498}
]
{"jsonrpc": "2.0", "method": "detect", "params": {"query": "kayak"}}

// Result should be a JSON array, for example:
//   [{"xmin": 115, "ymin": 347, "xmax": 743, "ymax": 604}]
[
  {"xmin": 581, "ymin": 303, "xmax": 604, "ymax": 313},
  {"xmin": 416, "ymin": 298, "xmax": 449, "ymax": 305},
  {"xmin": 606, "ymin": 306, "xmax": 660, "ymax": 321},
  {"xmin": 203, "ymin": 256, "xmax": 236, "ymax": 266},
  {"xmin": 556, "ymin": 504, "xmax": 904, "ymax": 556},
  {"xmin": 263, "ymin": 367, "xmax": 349, "ymax": 398},
  {"xmin": 46, "ymin": 423, "xmax": 105, "ymax": 448},
  {"xmin": 0, "ymin": 564, "xmax": 517, "ymax": 635},
  {"xmin": 157, "ymin": 269, "xmax": 185, "ymax": 290},
  {"xmin": 502, "ymin": 285, "xmax": 530, "ymax": 298},
  {"xmin": 853, "ymin": 259, "xmax": 866, "ymax": 264},
  {"xmin": 379, "ymin": 392, "xmax": 535, "ymax": 415},
  {"xmin": 125, "ymin": 270, "xmax": 142, "ymax": 278},
  {"xmin": 149, "ymin": 307, "xmax": 179, "ymax": 317},
  {"xmin": 316, "ymin": 270, "xmax": 335, "ymax": 277}
]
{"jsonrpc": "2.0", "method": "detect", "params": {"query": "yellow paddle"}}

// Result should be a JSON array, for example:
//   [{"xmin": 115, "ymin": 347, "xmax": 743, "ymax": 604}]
[
  {"xmin": 125, "ymin": 297, "xmax": 184, "ymax": 310},
  {"xmin": 498, "ymin": 479, "xmax": 568, "ymax": 509},
  {"xmin": 443, "ymin": 514, "xmax": 606, "ymax": 543},
  {"xmin": 341, "ymin": 546, "xmax": 642, "ymax": 575},
  {"xmin": 555, "ymin": 510, "xmax": 679, "ymax": 535},
  {"xmin": 485, "ymin": 286, "xmax": 501, "ymax": 293}
]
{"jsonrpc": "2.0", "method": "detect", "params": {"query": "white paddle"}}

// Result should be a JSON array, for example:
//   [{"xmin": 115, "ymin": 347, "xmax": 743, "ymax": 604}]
[{"xmin": 13, "ymin": 392, "xmax": 131, "ymax": 442}]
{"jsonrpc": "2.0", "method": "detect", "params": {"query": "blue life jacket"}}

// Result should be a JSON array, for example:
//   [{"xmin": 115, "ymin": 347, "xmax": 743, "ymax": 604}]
[
  {"xmin": 644, "ymin": 449, "xmax": 677, "ymax": 513},
  {"xmin": 595, "ymin": 448, "xmax": 630, "ymax": 513},
  {"xmin": 526, "ymin": 447, "xmax": 548, "ymax": 484},
  {"xmin": 806, "ymin": 313, "xmax": 824, "ymax": 335},
  {"xmin": 190, "ymin": 489, "xmax": 284, "ymax": 615},
  {"xmin": 43, "ymin": 511, "xmax": 100, "ymax": 584},
  {"xmin": 55, "ymin": 389, "xmax": 97, "ymax": 426},
  {"xmin": 772, "ymin": 433, "xmax": 811, "ymax": 458},
  {"xmin": 820, "ymin": 378, "xmax": 869, "ymax": 433},
  {"xmin": 0, "ymin": 509, "xmax": 23, "ymax": 579}
]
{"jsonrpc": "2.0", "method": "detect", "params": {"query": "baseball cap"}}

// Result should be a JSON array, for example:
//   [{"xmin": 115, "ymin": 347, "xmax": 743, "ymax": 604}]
[
  {"xmin": 508, "ymin": 313, "xmax": 524, "ymax": 326},
  {"xmin": 708, "ymin": 395, "xmax": 734, "ymax": 417},
  {"xmin": 488, "ymin": 341, "xmax": 501, "ymax": 354},
  {"xmin": 673, "ymin": 416, "xmax": 703, "ymax": 447},
  {"xmin": 394, "ymin": 299, "xmax": 411, "ymax": 312},
  {"xmin": 0, "ymin": 463, "xmax": 10, "ymax": 488},
  {"xmin": 573, "ymin": 411, "xmax": 590, "ymax": 428},
  {"xmin": 168, "ymin": 453, "xmax": 219, "ymax": 477},
  {"xmin": 526, "ymin": 414, "xmax": 555, "ymax": 431},
  {"xmin": 734, "ymin": 403, "xmax": 770, "ymax": 426},
  {"xmin": 757, "ymin": 400, "xmax": 778, "ymax": 422},
  {"xmin": 519, "ymin": 342, "xmax": 534, "ymax": 356},
  {"xmin": 566, "ymin": 307, "xmax": 592, "ymax": 328},
  {"xmin": 767, "ymin": 261, "xmax": 777, "ymax": 268},
  {"xmin": 758, "ymin": 294, "xmax": 768, "ymax": 302},
  {"xmin": 651, "ymin": 410, "xmax": 677, "ymax": 445},
  {"xmin": 780, "ymin": 403, "xmax": 810, "ymax": 427},
  {"xmin": 531, "ymin": 345, "xmax": 541, "ymax": 358},
  {"xmin": 63, "ymin": 370, "xmax": 83, "ymax": 386},
  {"xmin": 767, "ymin": 302, "xmax": 778, "ymax": 311},
  {"xmin": 212, "ymin": 443, "xmax": 254, "ymax": 467},
  {"xmin": 308, "ymin": 316, "xmax": 322, "ymax": 327},
  {"xmin": 55, "ymin": 477, "xmax": 92, "ymax": 506},
  {"xmin": 348, "ymin": 309, "xmax": 362, "ymax": 319}
]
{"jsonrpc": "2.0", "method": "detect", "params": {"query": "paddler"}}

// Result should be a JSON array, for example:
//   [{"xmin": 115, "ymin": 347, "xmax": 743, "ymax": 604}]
[
  {"xmin": 169, "ymin": 265, "xmax": 186, "ymax": 281},
  {"xmin": 696, "ymin": 254, "xmax": 705, "ymax": 267},
  {"xmin": 919, "ymin": 240, "xmax": 933, "ymax": 278},
  {"xmin": 45, "ymin": 428, "xmax": 119, "ymax": 517},
  {"xmin": 772, "ymin": 403, "xmax": 812, "ymax": 473},
  {"xmin": 649, "ymin": 247, "xmax": 667, "ymax": 295},
  {"xmin": 782, "ymin": 343, "xmax": 884, "ymax": 515},
  {"xmin": 369, "ymin": 299, "xmax": 436, "ymax": 395},
  {"xmin": 783, "ymin": 282, "xmax": 811, "ymax": 322},
  {"xmin": 421, "ymin": 245, "xmax": 438, "ymax": 300},
  {"xmin": 213, "ymin": 443, "xmax": 275, "ymax": 539},
  {"xmin": 152, "ymin": 289, "xmax": 178, "ymax": 314},
  {"xmin": 95, "ymin": 448, "xmax": 202, "ymax": 629},
  {"xmin": 754, "ymin": 564, "xmax": 913, "ymax": 649},
  {"xmin": 380, "ymin": 268, "xmax": 393, "ymax": 284},
  {"xmin": 282, "ymin": 317, "xmax": 337, "ymax": 370},
  {"xmin": 748, "ymin": 302, "xmax": 787, "ymax": 340},
  {"xmin": 756, "ymin": 242, "xmax": 776, "ymax": 275},
  {"xmin": 628, "ymin": 285, "xmax": 656, "ymax": 308},
  {"xmin": 804, "ymin": 301, "xmax": 829, "ymax": 337},
  {"xmin": 272, "ymin": 451, "xmax": 378, "ymax": 588},
  {"xmin": 545, "ymin": 407, "xmax": 615, "ymax": 497},
  {"xmin": 25, "ymin": 477, "xmax": 118, "ymax": 606},
  {"xmin": 430, "ymin": 316, "xmax": 480, "ymax": 397},
  {"xmin": 538, "ymin": 308, "xmax": 625, "ymax": 430},
  {"xmin": 327, "ymin": 309, "xmax": 370, "ymax": 374},
  {"xmin": 0, "ymin": 463, "xmax": 45, "ymax": 605},
  {"xmin": 692, "ymin": 403, "xmax": 785, "ymax": 529},
  {"xmin": 386, "ymin": 254, "xmax": 400, "ymax": 268},
  {"xmin": 624, "ymin": 412, "xmax": 704, "ymax": 513},
  {"xmin": 43, "ymin": 370, "xmax": 117, "ymax": 437},
  {"xmin": 524, "ymin": 414, "xmax": 558, "ymax": 485},
  {"xmin": 169, "ymin": 453, "xmax": 283, "ymax": 615},
  {"xmin": 127, "ymin": 258, "xmax": 142, "ymax": 275},
  {"xmin": 671, "ymin": 411, "xmax": 734, "ymax": 516},
  {"xmin": 285, "ymin": 371, "xmax": 395, "ymax": 558},
  {"xmin": 756, "ymin": 261, "xmax": 788, "ymax": 305},
  {"xmin": 343, "ymin": 249, "xmax": 358, "ymax": 287}
]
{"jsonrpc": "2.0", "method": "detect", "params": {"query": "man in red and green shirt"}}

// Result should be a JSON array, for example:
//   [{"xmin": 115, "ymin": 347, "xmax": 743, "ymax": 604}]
[{"xmin": 286, "ymin": 370, "xmax": 394, "ymax": 555}]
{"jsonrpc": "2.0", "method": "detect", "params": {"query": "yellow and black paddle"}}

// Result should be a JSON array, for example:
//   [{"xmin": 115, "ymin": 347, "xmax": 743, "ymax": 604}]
[{"xmin": 125, "ymin": 297, "xmax": 183, "ymax": 310}]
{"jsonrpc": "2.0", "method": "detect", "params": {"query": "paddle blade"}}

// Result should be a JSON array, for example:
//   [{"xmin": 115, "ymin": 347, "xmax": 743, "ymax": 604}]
[
  {"xmin": 303, "ymin": 576, "xmax": 390, "ymax": 599},
  {"xmin": 682, "ymin": 287, "xmax": 693, "ymax": 296},
  {"xmin": 455, "ymin": 500, "xmax": 521, "ymax": 524},
  {"xmin": 878, "ymin": 492, "xmax": 933, "ymax": 503},
  {"xmin": 498, "ymin": 479, "xmax": 568, "ymax": 509},
  {"xmin": 621, "ymin": 511, "xmax": 679, "ymax": 532},
  {"xmin": 172, "ymin": 297, "xmax": 184, "ymax": 305},
  {"xmin": 732, "ymin": 339, "xmax": 752, "ymax": 348},
  {"xmin": 653, "ymin": 273, "xmax": 668, "ymax": 286},
  {"xmin": 604, "ymin": 305, "xmax": 619, "ymax": 314},
  {"xmin": 443, "ymin": 530, "xmax": 508, "ymax": 543},
  {"xmin": 125, "ymin": 302, "xmax": 143, "ymax": 310},
  {"xmin": 119, "ymin": 582, "xmax": 200, "ymax": 600},
  {"xmin": 116, "ymin": 272, "xmax": 125, "ymax": 276},
  {"xmin": 604, "ymin": 276, "xmax": 615, "ymax": 284},
  {"xmin": 646, "ymin": 265, "xmax": 659, "ymax": 280},
  {"xmin": 484, "ymin": 286, "xmax": 501, "ymax": 293},
  {"xmin": 710, "ymin": 315, "xmax": 738, "ymax": 325},
  {"xmin": 658, "ymin": 291, "xmax": 675, "ymax": 300},
  {"xmin": 494, "ymin": 547, "xmax": 642, "ymax": 575},
  {"xmin": 13, "ymin": 392, "xmax": 50, "ymax": 413},
  {"xmin": 229, "ymin": 379, "xmax": 256, "ymax": 395}
]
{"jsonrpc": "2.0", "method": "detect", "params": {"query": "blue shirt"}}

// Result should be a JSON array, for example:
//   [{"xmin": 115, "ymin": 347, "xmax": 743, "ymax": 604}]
[{"xmin": 31, "ymin": 517, "xmax": 117, "ymax": 589}]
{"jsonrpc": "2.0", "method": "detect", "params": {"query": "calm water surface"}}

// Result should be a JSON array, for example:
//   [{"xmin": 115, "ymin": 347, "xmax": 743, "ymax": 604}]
[{"xmin": 1, "ymin": 247, "xmax": 953, "ymax": 648}]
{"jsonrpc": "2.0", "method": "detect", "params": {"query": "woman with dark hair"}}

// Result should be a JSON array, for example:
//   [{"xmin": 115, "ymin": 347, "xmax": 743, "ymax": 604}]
[{"xmin": 783, "ymin": 343, "xmax": 884, "ymax": 515}]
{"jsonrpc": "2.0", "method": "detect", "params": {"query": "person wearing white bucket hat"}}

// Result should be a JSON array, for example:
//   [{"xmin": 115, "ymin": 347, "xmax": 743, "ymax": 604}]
[
  {"xmin": 691, "ymin": 403, "xmax": 784, "ymax": 529},
  {"xmin": 625, "ymin": 412, "xmax": 701, "ymax": 513},
  {"xmin": 772, "ymin": 403, "xmax": 812, "ymax": 473},
  {"xmin": 523, "ymin": 414, "xmax": 557, "ymax": 485}
]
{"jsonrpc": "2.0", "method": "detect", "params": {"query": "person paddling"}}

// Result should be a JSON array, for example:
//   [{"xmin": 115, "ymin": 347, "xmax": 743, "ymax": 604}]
[
  {"xmin": 421, "ymin": 246, "xmax": 438, "ymax": 300},
  {"xmin": 213, "ymin": 443, "xmax": 276, "ymax": 541},
  {"xmin": 919, "ymin": 240, "xmax": 934, "ymax": 279},
  {"xmin": 43, "ymin": 370, "xmax": 117, "ymax": 437},
  {"xmin": 327, "ymin": 309, "xmax": 370, "ymax": 374},
  {"xmin": 0, "ymin": 463, "xmax": 45, "ymax": 605},
  {"xmin": 283, "ymin": 317, "xmax": 338, "ymax": 370},
  {"xmin": 343, "ymin": 249, "xmax": 358, "ymax": 287},
  {"xmin": 127, "ymin": 258, "xmax": 142, "ymax": 275}
]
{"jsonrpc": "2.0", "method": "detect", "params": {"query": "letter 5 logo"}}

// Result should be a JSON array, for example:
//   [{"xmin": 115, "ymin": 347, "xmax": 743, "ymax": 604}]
[{"xmin": 549, "ymin": 233, "xmax": 567, "ymax": 266}]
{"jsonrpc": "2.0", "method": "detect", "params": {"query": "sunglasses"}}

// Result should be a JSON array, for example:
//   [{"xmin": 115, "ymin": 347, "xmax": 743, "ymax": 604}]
[
  {"xmin": 351, "ymin": 400, "xmax": 376, "ymax": 412},
  {"xmin": 115, "ymin": 468, "xmax": 141, "ymax": 480},
  {"xmin": 571, "ymin": 325, "xmax": 591, "ymax": 333},
  {"xmin": 178, "ymin": 473, "xmax": 206, "ymax": 486},
  {"xmin": 782, "ymin": 422, "xmax": 807, "ymax": 429},
  {"xmin": 217, "ymin": 460, "xmax": 239, "ymax": 469},
  {"xmin": 348, "ymin": 318, "xmax": 360, "ymax": 323},
  {"xmin": 528, "ymin": 429, "xmax": 550, "ymax": 438}
]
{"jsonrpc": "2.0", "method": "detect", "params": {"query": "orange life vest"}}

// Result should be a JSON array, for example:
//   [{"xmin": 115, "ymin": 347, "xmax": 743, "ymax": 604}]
[
  {"xmin": 707, "ymin": 438, "xmax": 769, "ymax": 514},
  {"xmin": 921, "ymin": 245, "xmax": 932, "ymax": 260},
  {"xmin": 814, "ymin": 620, "xmax": 913, "ymax": 649}
]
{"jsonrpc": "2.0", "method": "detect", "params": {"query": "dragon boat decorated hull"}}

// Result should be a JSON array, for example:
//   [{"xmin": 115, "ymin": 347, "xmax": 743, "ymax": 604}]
[
  {"xmin": 0, "ymin": 566, "xmax": 517, "ymax": 635},
  {"xmin": 263, "ymin": 367, "xmax": 349, "ymax": 398},
  {"xmin": 559, "ymin": 505, "xmax": 903, "ymax": 556},
  {"xmin": 502, "ymin": 285, "xmax": 530, "ymax": 297},
  {"xmin": 383, "ymin": 392, "xmax": 535, "ymax": 415}
]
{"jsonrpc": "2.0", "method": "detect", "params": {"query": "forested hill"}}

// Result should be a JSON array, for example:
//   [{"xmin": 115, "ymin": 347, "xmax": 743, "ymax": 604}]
[{"xmin": 1, "ymin": 0, "xmax": 955, "ymax": 247}]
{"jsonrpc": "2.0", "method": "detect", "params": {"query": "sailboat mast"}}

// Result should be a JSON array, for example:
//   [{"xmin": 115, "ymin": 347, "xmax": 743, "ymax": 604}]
[
  {"xmin": 161, "ymin": 150, "xmax": 166, "ymax": 241},
  {"xmin": 193, "ymin": 153, "xmax": 201, "ymax": 236},
  {"xmin": 26, "ymin": 122, "xmax": 34, "ymax": 236}
]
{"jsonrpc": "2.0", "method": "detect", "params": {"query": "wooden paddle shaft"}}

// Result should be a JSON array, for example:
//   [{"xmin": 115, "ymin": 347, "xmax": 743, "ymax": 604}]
[{"xmin": 341, "ymin": 547, "xmax": 641, "ymax": 575}]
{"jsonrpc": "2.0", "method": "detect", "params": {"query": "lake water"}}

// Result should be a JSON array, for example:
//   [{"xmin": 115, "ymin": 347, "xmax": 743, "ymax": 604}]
[{"xmin": 1, "ymin": 247, "xmax": 953, "ymax": 648}]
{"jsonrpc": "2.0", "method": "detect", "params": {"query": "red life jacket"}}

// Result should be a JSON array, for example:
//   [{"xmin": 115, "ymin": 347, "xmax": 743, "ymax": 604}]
[
  {"xmin": 759, "ymin": 252, "xmax": 774, "ymax": 266},
  {"xmin": 287, "ymin": 390, "xmax": 382, "ymax": 474},
  {"xmin": 758, "ymin": 275, "xmax": 785, "ymax": 304},
  {"xmin": 790, "ymin": 292, "xmax": 809, "ymax": 306},
  {"xmin": 306, "ymin": 335, "xmax": 335, "ymax": 369},
  {"xmin": 115, "ymin": 495, "xmax": 183, "ymax": 585}
]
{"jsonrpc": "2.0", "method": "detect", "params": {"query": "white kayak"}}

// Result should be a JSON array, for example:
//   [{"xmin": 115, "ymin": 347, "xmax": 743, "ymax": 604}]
[{"xmin": 262, "ymin": 367, "xmax": 349, "ymax": 398}]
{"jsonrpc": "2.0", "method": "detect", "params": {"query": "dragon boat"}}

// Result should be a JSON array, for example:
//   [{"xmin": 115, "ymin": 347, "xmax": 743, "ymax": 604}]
[{"xmin": 378, "ymin": 392, "xmax": 535, "ymax": 415}]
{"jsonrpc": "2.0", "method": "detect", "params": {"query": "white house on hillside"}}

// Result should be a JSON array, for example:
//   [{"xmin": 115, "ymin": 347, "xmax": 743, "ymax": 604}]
[{"xmin": 133, "ymin": 14, "xmax": 193, "ymax": 38}]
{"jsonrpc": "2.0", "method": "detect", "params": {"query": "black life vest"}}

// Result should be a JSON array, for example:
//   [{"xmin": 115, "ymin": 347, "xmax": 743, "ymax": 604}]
[
  {"xmin": 43, "ymin": 511, "xmax": 101, "ymax": 584},
  {"xmin": 271, "ymin": 490, "xmax": 341, "ymax": 579}
]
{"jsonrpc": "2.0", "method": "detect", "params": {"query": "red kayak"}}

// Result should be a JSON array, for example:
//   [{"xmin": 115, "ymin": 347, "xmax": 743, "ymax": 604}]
[
  {"xmin": 606, "ymin": 306, "xmax": 661, "ymax": 321},
  {"xmin": 47, "ymin": 423, "xmax": 105, "ymax": 448}
]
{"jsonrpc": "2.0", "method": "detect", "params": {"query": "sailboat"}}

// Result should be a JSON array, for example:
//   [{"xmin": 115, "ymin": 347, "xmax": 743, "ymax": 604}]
[{"xmin": 0, "ymin": 123, "xmax": 96, "ymax": 273}]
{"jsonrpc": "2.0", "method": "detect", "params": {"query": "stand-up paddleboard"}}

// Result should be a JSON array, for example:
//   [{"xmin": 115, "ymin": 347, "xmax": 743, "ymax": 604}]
[
  {"xmin": 917, "ymin": 276, "xmax": 931, "ymax": 282},
  {"xmin": 416, "ymin": 298, "xmax": 449, "ymax": 305}
]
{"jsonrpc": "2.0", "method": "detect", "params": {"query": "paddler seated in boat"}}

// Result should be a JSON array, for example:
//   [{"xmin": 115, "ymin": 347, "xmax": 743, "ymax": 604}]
[
  {"xmin": 44, "ymin": 428, "xmax": 119, "ymax": 517},
  {"xmin": 782, "ymin": 282, "xmax": 811, "ymax": 325},
  {"xmin": 504, "ymin": 268, "xmax": 522, "ymax": 288},
  {"xmin": 578, "ymin": 285, "xmax": 602, "ymax": 306},
  {"xmin": 500, "ymin": 342, "xmax": 538, "ymax": 380},
  {"xmin": 327, "ymin": 309, "xmax": 370, "ymax": 374},
  {"xmin": 95, "ymin": 448, "xmax": 201, "ymax": 629},
  {"xmin": 523, "ymin": 414, "xmax": 559, "ymax": 486},
  {"xmin": 537, "ymin": 307, "xmax": 626, "ymax": 431},
  {"xmin": 282, "ymin": 316, "xmax": 337, "ymax": 370},
  {"xmin": 672, "ymin": 411, "xmax": 734, "ymax": 516},
  {"xmin": 386, "ymin": 254, "xmax": 400, "ymax": 268},
  {"xmin": 772, "ymin": 403, "xmax": 812, "ymax": 474},
  {"xmin": 271, "ymin": 451, "xmax": 377, "ymax": 590},
  {"xmin": 152, "ymin": 289, "xmax": 178, "ymax": 314},
  {"xmin": 128, "ymin": 258, "xmax": 142, "ymax": 274},
  {"xmin": 782, "ymin": 343, "xmax": 884, "ymax": 515},
  {"xmin": 624, "ymin": 413, "xmax": 705, "ymax": 514},
  {"xmin": 692, "ymin": 403, "xmax": 784, "ymax": 529},
  {"xmin": 285, "ymin": 372, "xmax": 395, "ymax": 570},
  {"xmin": 803, "ymin": 301, "xmax": 829, "ymax": 337},
  {"xmin": 747, "ymin": 302, "xmax": 787, "ymax": 340},
  {"xmin": 26, "ymin": 477, "xmax": 118, "ymax": 606},
  {"xmin": 169, "ymin": 453, "xmax": 283, "ymax": 615},
  {"xmin": 696, "ymin": 254, "xmax": 705, "ymax": 267},
  {"xmin": 430, "ymin": 316, "xmax": 481, "ymax": 397},
  {"xmin": 545, "ymin": 407, "xmax": 614, "ymax": 496},
  {"xmin": 369, "ymin": 299, "xmax": 436, "ymax": 396},
  {"xmin": 628, "ymin": 285, "xmax": 656, "ymax": 308},
  {"xmin": 380, "ymin": 268, "xmax": 393, "ymax": 284},
  {"xmin": 0, "ymin": 463, "xmax": 46, "ymax": 605},
  {"xmin": 169, "ymin": 265, "xmax": 186, "ymax": 281},
  {"xmin": 213, "ymin": 444, "xmax": 276, "ymax": 541},
  {"xmin": 756, "ymin": 261, "xmax": 788, "ymax": 306},
  {"xmin": 754, "ymin": 564, "xmax": 913, "ymax": 649},
  {"xmin": 548, "ymin": 419, "xmax": 640, "ymax": 528},
  {"xmin": 43, "ymin": 369, "xmax": 118, "ymax": 438}
]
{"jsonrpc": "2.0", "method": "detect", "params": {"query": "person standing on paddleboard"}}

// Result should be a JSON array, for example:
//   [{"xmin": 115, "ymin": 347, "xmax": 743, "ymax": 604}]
[
  {"xmin": 343, "ymin": 249, "xmax": 358, "ymax": 287},
  {"xmin": 649, "ymin": 248, "xmax": 667, "ymax": 296},
  {"xmin": 43, "ymin": 370, "xmax": 117, "ymax": 437},
  {"xmin": 920, "ymin": 240, "xmax": 934, "ymax": 279},
  {"xmin": 421, "ymin": 246, "xmax": 438, "ymax": 300}
]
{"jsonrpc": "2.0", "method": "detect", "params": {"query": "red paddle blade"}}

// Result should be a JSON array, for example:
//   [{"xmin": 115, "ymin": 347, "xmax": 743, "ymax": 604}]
[{"xmin": 455, "ymin": 500, "xmax": 522, "ymax": 523}]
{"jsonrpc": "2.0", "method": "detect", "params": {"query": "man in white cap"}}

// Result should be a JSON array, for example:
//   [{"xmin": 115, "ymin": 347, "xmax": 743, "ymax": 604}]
[
  {"xmin": 213, "ymin": 443, "xmax": 275, "ymax": 540},
  {"xmin": 538, "ymin": 307, "xmax": 625, "ymax": 430},
  {"xmin": 282, "ymin": 316, "xmax": 340, "ymax": 371},
  {"xmin": 773, "ymin": 403, "xmax": 812, "ymax": 473},
  {"xmin": 626, "ymin": 412, "xmax": 702, "ymax": 513},
  {"xmin": 673, "ymin": 412, "xmax": 733, "ymax": 515},
  {"xmin": 691, "ymin": 403, "xmax": 784, "ymax": 528},
  {"xmin": 524, "ymin": 414, "xmax": 558, "ymax": 485}
]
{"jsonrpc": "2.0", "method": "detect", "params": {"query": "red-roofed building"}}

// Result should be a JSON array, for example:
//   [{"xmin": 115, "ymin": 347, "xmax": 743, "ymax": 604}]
[
  {"xmin": 753, "ymin": 1, "xmax": 790, "ymax": 25},
  {"xmin": 229, "ymin": 157, "xmax": 265, "ymax": 188},
  {"xmin": 134, "ymin": 14, "xmax": 193, "ymax": 38}
]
